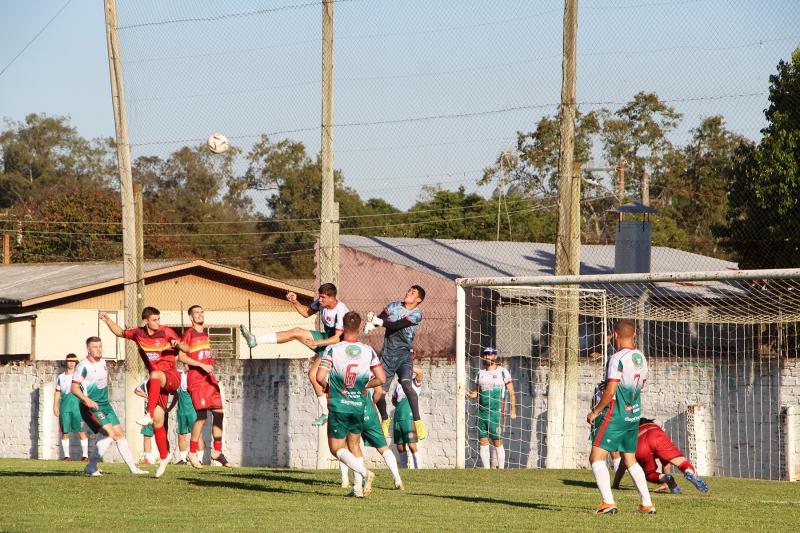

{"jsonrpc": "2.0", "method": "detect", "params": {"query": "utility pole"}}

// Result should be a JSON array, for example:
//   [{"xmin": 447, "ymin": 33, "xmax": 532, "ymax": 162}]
[
  {"xmin": 134, "ymin": 183, "xmax": 145, "ymax": 321},
  {"xmin": 104, "ymin": 0, "xmax": 142, "ymax": 460},
  {"xmin": 641, "ymin": 170, "xmax": 650, "ymax": 206},
  {"xmin": 317, "ymin": 0, "xmax": 337, "ymax": 469},
  {"xmin": 2, "ymin": 233, "xmax": 9, "ymax": 264},
  {"xmin": 550, "ymin": 0, "xmax": 580, "ymax": 469},
  {"xmin": 616, "ymin": 160, "xmax": 626, "ymax": 204}
]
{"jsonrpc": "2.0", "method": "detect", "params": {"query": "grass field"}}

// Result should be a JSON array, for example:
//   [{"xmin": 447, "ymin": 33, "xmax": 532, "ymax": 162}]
[{"xmin": 1, "ymin": 459, "xmax": 799, "ymax": 532}]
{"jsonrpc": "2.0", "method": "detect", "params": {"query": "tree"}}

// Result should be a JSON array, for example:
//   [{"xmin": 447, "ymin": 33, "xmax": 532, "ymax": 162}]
[{"xmin": 722, "ymin": 49, "xmax": 800, "ymax": 268}]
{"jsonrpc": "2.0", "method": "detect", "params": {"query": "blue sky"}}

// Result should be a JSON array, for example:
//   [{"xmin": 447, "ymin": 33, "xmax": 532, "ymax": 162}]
[{"xmin": 1, "ymin": 0, "xmax": 798, "ymax": 211}]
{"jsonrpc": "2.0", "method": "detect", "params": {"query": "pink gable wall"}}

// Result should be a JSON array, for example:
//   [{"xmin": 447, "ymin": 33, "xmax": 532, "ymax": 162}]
[{"xmin": 338, "ymin": 246, "xmax": 455, "ymax": 358}]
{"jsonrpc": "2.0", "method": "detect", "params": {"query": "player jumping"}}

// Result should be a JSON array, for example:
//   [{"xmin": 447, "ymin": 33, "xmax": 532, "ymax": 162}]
[
  {"xmin": 179, "ymin": 304, "xmax": 232, "ymax": 468},
  {"xmin": 100, "ymin": 307, "xmax": 188, "ymax": 478},
  {"xmin": 469, "ymin": 348, "xmax": 516, "ymax": 469},
  {"xmin": 241, "ymin": 283, "xmax": 348, "ymax": 426},
  {"xmin": 364, "ymin": 285, "xmax": 427, "ymax": 440},
  {"xmin": 70, "ymin": 337, "xmax": 148, "ymax": 476},
  {"xmin": 587, "ymin": 319, "xmax": 655, "ymax": 515},
  {"xmin": 316, "ymin": 311, "xmax": 386, "ymax": 498},
  {"xmin": 54, "ymin": 353, "xmax": 88, "ymax": 461}
]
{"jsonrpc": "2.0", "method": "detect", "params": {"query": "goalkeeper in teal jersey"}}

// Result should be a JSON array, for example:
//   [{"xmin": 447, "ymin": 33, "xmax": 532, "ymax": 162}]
[
  {"xmin": 586, "ymin": 319, "xmax": 655, "ymax": 515},
  {"xmin": 392, "ymin": 366, "xmax": 424, "ymax": 469},
  {"xmin": 469, "ymin": 347, "xmax": 516, "ymax": 469},
  {"xmin": 316, "ymin": 311, "xmax": 386, "ymax": 498},
  {"xmin": 53, "ymin": 353, "xmax": 88, "ymax": 461}
]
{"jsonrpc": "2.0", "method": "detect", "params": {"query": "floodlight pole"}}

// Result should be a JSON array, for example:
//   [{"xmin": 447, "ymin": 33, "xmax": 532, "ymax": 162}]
[
  {"xmin": 550, "ymin": 0, "xmax": 580, "ymax": 469},
  {"xmin": 317, "ymin": 0, "xmax": 337, "ymax": 469},
  {"xmin": 104, "ymin": 0, "xmax": 143, "ymax": 460}
]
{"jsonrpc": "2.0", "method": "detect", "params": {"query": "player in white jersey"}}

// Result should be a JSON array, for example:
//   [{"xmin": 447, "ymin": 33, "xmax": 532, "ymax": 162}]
[
  {"xmin": 586, "ymin": 320, "xmax": 655, "ymax": 515},
  {"xmin": 469, "ymin": 347, "xmax": 516, "ymax": 469},
  {"xmin": 54, "ymin": 353, "xmax": 88, "ymax": 461},
  {"xmin": 392, "ymin": 366, "xmax": 424, "ymax": 468},
  {"xmin": 70, "ymin": 336, "xmax": 148, "ymax": 476},
  {"xmin": 316, "ymin": 311, "xmax": 386, "ymax": 498},
  {"xmin": 241, "ymin": 283, "xmax": 348, "ymax": 426}
]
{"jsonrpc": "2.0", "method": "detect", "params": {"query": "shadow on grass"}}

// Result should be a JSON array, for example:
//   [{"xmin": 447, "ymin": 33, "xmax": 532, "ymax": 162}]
[
  {"xmin": 416, "ymin": 492, "xmax": 563, "ymax": 511},
  {"xmin": 222, "ymin": 472, "xmax": 329, "ymax": 487},
  {"xmin": 180, "ymin": 477, "xmax": 332, "ymax": 497},
  {"xmin": 0, "ymin": 471, "xmax": 83, "ymax": 477},
  {"xmin": 560, "ymin": 479, "xmax": 597, "ymax": 488}
]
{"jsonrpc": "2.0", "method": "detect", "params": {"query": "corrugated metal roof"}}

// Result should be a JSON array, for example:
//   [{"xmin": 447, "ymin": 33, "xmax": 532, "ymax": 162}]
[
  {"xmin": 0, "ymin": 260, "xmax": 187, "ymax": 304},
  {"xmin": 339, "ymin": 236, "xmax": 737, "ymax": 280}
]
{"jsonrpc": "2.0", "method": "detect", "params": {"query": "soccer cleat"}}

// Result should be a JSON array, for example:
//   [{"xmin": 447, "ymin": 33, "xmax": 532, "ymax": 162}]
[
  {"xmin": 363, "ymin": 471, "xmax": 376, "ymax": 497},
  {"xmin": 211, "ymin": 452, "xmax": 234, "ymax": 468},
  {"xmin": 594, "ymin": 502, "xmax": 618, "ymax": 515},
  {"xmin": 84, "ymin": 463, "xmax": 101, "ymax": 476},
  {"xmin": 414, "ymin": 419, "xmax": 428, "ymax": 440},
  {"xmin": 174, "ymin": 459, "xmax": 187, "ymax": 465},
  {"xmin": 135, "ymin": 413, "xmax": 154, "ymax": 426},
  {"xmin": 312, "ymin": 413, "xmax": 328, "ymax": 426},
  {"xmin": 637, "ymin": 504, "xmax": 657, "ymax": 514},
  {"xmin": 155, "ymin": 456, "xmax": 171, "ymax": 478},
  {"xmin": 187, "ymin": 452, "xmax": 203, "ymax": 469},
  {"xmin": 684, "ymin": 471, "xmax": 709, "ymax": 493},
  {"xmin": 394, "ymin": 479, "xmax": 405, "ymax": 491},
  {"xmin": 380, "ymin": 418, "xmax": 391, "ymax": 439},
  {"xmin": 240, "ymin": 325, "xmax": 257, "ymax": 349},
  {"xmin": 352, "ymin": 485, "xmax": 364, "ymax": 498},
  {"xmin": 131, "ymin": 468, "xmax": 149, "ymax": 475},
  {"xmin": 341, "ymin": 481, "xmax": 350, "ymax": 489},
  {"xmin": 665, "ymin": 474, "xmax": 682, "ymax": 494},
  {"xmin": 61, "ymin": 457, "xmax": 70, "ymax": 461},
  {"xmin": 139, "ymin": 457, "xmax": 152, "ymax": 465},
  {"xmin": 81, "ymin": 457, "xmax": 89, "ymax": 463}
]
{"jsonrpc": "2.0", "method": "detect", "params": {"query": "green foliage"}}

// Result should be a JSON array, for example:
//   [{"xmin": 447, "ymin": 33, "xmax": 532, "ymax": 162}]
[{"xmin": 723, "ymin": 49, "xmax": 800, "ymax": 268}]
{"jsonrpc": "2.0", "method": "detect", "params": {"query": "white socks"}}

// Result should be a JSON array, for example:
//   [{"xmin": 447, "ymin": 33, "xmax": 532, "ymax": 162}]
[
  {"xmin": 353, "ymin": 456, "xmax": 365, "ymax": 489},
  {"xmin": 479, "ymin": 444, "xmax": 491, "ymax": 469},
  {"xmin": 115, "ymin": 438, "xmax": 138, "ymax": 473},
  {"xmin": 317, "ymin": 395, "xmax": 329, "ymax": 415},
  {"xmin": 180, "ymin": 450, "xmax": 189, "ymax": 462},
  {"xmin": 382, "ymin": 450, "xmax": 401, "ymax": 483},
  {"xmin": 495, "ymin": 446, "xmax": 505, "ymax": 469},
  {"xmin": 335, "ymin": 448, "xmax": 368, "ymax": 478},
  {"xmin": 61, "ymin": 439, "xmax": 70, "ymax": 459},
  {"xmin": 256, "ymin": 331, "xmax": 278, "ymax": 344},
  {"xmin": 627, "ymin": 463, "xmax": 653, "ymax": 506},
  {"xmin": 591, "ymin": 461, "xmax": 615, "ymax": 504},
  {"xmin": 612, "ymin": 457, "xmax": 621, "ymax": 471},
  {"xmin": 146, "ymin": 451, "xmax": 157, "ymax": 463},
  {"xmin": 412, "ymin": 452, "xmax": 423, "ymax": 469},
  {"xmin": 339, "ymin": 461, "xmax": 349, "ymax": 485},
  {"xmin": 81, "ymin": 438, "xmax": 88, "ymax": 458}
]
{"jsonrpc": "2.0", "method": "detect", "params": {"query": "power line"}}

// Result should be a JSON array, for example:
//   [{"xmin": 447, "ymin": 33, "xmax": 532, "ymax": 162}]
[{"xmin": 0, "ymin": 0, "xmax": 72, "ymax": 80}]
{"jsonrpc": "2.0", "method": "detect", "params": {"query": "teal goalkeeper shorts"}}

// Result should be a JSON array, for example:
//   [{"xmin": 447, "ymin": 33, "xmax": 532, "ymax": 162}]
[{"xmin": 59, "ymin": 396, "xmax": 84, "ymax": 433}]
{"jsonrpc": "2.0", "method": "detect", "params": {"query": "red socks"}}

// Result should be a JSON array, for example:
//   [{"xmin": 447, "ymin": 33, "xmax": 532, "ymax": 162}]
[
  {"xmin": 677, "ymin": 460, "xmax": 695, "ymax": 474},
  {"xmin": 189, "ymin": 440, "xmax": 199, "ymax": 454},
  {"xmin": 154, "ymin": 426, "xmax": 169, "ymax": 460},
  {"xmin": 213, "ymin": 440, "xmax": 222, "ymax": 453},
  {"xmin": 146, "ymin": 378, "xmax": 161, "ymax": 418}
]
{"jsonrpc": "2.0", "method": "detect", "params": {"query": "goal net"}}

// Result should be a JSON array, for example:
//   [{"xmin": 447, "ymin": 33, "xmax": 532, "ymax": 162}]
[{"xmin": 456, "ymin": 269, "xmax": 800, "ymax": 480}]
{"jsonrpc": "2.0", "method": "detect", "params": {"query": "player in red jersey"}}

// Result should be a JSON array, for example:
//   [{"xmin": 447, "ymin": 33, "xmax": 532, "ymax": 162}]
[
  {"xmin": 612, "ymin": 418, "xmax": 709, "ymax": 493},
  {"xmin": 100, "ymin": 306, "xmax": 189, "ymax": 478},
  {"xmin": 177, "ymin": 304, "xmax": 232, "ymax": 468}
]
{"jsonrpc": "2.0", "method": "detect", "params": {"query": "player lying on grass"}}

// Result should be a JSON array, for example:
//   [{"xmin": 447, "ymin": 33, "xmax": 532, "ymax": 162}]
[
  {"xmin": 611, "ymin": 418, "xmax": 709, "ymax": 494},
  {"xmin": 241, "ymin": 283, "xmax": 348, "ymax": 426},
  {"xmin": 54, "ymin": 353, "xmax": 88, "ymax": 461},
  {"xmin": 100, "ymin": 307, "xmax": 189, "ymax": 478},
  {"xmin": 587, "ymin": 319, "xmax": 655, "ymax": 515},
  {"xmin": 468, "ymin": 348, "xmax": 516, "ymax": 469},
  {"xmin": 70, "ymin": 337, "xmax": 148, "ymax": 477},
  {"xmin": 393, "ymin": 366, "xmax": 424, "ymax": 469},
  {"xmin": 316, "ymin": 311, "xmax": 386, "ymax": 498},
  {"xmin": 179, "ymin": 305, "xmax": 232, "ymax": 468},
  {"xmin": 364, "ymin": 286, "xmax": 427, "ymax": 440}
]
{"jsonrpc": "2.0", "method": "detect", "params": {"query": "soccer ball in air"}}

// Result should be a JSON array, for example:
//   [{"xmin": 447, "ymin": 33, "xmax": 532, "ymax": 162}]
[{"xmin": 207, "ymin": 133, "xmax": 230, "ymax": 154}]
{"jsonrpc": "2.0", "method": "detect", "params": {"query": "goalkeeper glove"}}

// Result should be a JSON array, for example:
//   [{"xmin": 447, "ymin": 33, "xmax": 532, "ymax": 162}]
[{"xmin": 366, "ymin": 311, "xmax": 383, "ymax": 327}]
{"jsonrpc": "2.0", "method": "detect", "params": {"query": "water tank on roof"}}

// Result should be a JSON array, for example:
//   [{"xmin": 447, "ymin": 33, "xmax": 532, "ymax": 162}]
[{"xmin": 610, "ymin": 203, "xmax": 656, "ymax": 274}]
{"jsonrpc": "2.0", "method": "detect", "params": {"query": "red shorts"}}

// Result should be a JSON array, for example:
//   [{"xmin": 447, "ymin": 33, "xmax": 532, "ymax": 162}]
[
  {"xmin": 636, "ymin": 426, "xmax": 683, "ymax": 476},
  {"xmin": 188, "ymin": 371, "xmax": 222, "ymax": 411},
  {"xmin": 156, "ymin": 368, "xmax": 181, "ymax": 410}
]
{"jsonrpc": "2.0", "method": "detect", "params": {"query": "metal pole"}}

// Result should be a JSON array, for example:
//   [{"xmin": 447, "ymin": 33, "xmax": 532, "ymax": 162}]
[
  {"xmin": 104, "ymin": 0, "xmax": 141, "ymax": 460},
  {"xmin": 247, "ymin": 298, "xmax": 252, "ymax": 359},
  {"xmin": 319, "ymin": 0, "xmax": 339, "ymax": 288},
  {"xmin": 550, "ymin": 0, "xmax": 579, "ymax": 469},
  {"xmin": 456, "ymin": 285, "xmax": 467, "ymax": 468},
  {"xmin": 2, "ymin": 232, "xmax": 9, "ymax": 264}
]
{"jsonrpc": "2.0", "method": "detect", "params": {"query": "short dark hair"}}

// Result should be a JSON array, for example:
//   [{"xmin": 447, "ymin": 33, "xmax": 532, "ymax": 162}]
[
  {"xmin": 343, "ymin": 311, "xmax": 361, "ymax": 331},
  {"xmin": 142, "ymin": 306, "xmax": 160, "ymax": 319},
  {"xmin": 187, "ymin": 304, "xmax": 202, "ymax": 315},
  {"xmin": 318, "ymin": 283, "xmax": 337, "ymax": 297},
  {"xmin": 614, "ymin": 319, "xmax": 636, "ymax": 337},
  {"xmin": 85, "ymin": 336, "xmax": 101, "ymax": 345},
  {"xmin": 65, "ymin": 353, "xmax": 78, "ymax": 360},
  {"xmin": 411, "ymin": 285, "xmax": 426, "ymax": 301}
]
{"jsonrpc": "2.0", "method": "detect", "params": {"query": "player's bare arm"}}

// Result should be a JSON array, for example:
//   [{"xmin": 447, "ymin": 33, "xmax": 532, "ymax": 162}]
[
  {"xmin": 178, "ymin": 351, "xmax": 213, "ymax": 374},
  {"xmin": 53, "ymin": 390, "xmax": 61, "ymax": 417},
  {"xmin": 98, "ymin": 311, "xmax": 125, "ymax": 337},
  {"xmin": 366, "ymin": 365, "xmax": 387, "ymax": 389},
  {"xmin": 286, "ymin": 291, "xmax": 314, "ymax": 317},
  {"xmin": 506, "ymin": 381, "xmax": 517, "ymax": 419},
  {"xmin": 70, "ymin": 381, "xmax": 98, "ymax": 410},
  {"xmin": 587, "ymin": 380, "xmax": 619, "ymax": 424}
]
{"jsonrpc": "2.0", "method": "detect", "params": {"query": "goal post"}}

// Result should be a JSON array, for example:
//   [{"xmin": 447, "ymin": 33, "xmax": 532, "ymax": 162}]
[{"xmin": 455, "ymin": 268, "xmax": 800, "ymax": 479}]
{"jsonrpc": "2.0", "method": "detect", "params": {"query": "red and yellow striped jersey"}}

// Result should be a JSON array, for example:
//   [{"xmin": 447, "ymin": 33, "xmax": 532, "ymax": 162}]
[{"xmin": 124, "ymin": 326, "xmax": 180, "ymax": 373}]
